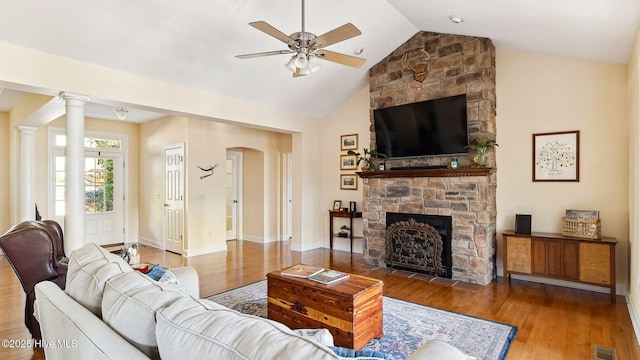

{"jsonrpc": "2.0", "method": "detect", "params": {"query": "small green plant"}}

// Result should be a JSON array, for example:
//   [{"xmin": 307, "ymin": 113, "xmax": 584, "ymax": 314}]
[
  {"xmin": 466, "ymin": 139, "xmax": 498, "ymax": 167},
  {"xmin": 347, "ymin": 148, "xmax": 388, "ymax": 171},
  {"xmin": 340, "ymin": 225, "xmax": 350, "ymax": 231},
  {"xmin": 465, "ymin": 139, "xmax": 498, "ymax": 154}
]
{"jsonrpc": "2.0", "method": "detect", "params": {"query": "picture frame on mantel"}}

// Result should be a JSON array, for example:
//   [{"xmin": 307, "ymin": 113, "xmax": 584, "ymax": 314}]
[
  {"xmin": 340, "ymin": 134, "xmax": 358, "ymax": 151},
  {"xmin": 532, "ymin": 130, "xmax": 580, "ymax": 182},
  {"xmin": 340, "ymin": 174, "xmax": 358, "ymax": 190}
]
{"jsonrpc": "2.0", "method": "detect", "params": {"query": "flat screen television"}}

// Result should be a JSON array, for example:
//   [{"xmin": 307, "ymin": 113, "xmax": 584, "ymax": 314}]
[{"xmin": 373, "ymin": 94, "xmax": 469, "ymax": 158}]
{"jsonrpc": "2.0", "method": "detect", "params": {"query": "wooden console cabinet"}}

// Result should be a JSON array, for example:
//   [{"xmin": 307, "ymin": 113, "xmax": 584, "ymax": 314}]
[{"xmin": 502, "ymin": 230, "xmax": 617, "ymax": 302}]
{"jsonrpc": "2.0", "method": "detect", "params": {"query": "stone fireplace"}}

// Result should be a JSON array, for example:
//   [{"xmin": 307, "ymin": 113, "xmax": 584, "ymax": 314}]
[
  {"xmin": 361, "ymin": 31, "xmax": 497, "ymax": 285},
  {"xmin": 386, "ymin": 212, "xmax": 452, "ymax": 278}
]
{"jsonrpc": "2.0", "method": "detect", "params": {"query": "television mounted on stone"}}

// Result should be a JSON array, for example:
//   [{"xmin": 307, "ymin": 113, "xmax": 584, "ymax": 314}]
[{"xmin": 373, "ymin": 94, "xmax": 469, "ymax": 158}]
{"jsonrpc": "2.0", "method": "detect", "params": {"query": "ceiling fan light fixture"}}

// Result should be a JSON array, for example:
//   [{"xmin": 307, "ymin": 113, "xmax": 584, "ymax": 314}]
[
  {"xmin": 294, "ymin": 52, "xmax": 309, "ymax": 68},
  {"xmin": 285, "ymin": 56, "xmax": 297, "ymax": 72},
  {"xmin": 115, "ymin": 106, "xmax": 128, "ymax": 120},
  {"xmin": 300, "ymin": 65, "xmax": 312, "ymax": 75},
  {"xmin": 308, "ymin": 55, "xmax": 321, "ymax": 73}
]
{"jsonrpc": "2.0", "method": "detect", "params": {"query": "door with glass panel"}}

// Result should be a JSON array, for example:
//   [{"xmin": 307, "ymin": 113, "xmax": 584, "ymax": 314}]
[{"xmin": 53, "ymin": 149, "xmax": 124, "ymax": 245}]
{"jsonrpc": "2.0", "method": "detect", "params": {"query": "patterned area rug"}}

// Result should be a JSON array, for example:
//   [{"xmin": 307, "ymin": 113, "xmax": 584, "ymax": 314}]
[{"xmin": 206, "ymin": 280, "xmax": 517, "ymax": 360}]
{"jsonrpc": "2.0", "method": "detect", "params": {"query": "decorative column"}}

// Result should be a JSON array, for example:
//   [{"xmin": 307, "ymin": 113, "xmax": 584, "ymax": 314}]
[
  {"xmin": 17, "ymin": 126, "xmax": 37, "ymax": 221},
  {"xmin": 60, "ymin": 92, "xmax": 90, "ymax": 255}
]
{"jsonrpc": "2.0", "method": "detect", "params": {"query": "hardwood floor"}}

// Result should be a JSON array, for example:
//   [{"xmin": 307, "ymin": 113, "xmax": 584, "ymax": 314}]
[{"xmin": 2, "ymin": 240, "xmax": 639, "ymax": 359}]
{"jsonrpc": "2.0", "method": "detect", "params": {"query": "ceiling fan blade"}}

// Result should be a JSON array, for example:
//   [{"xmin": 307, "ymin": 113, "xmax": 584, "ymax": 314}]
[
  {"xmin": 249, "ymin": 21, "xmax": 293, "ymax": 45},
  {"xmin": 236, "ymin": 50, "xmax": 294, "ymax": 59},
  {"xmin": 310, "ymin": 23, "xmax": 361, "ymax": 48},
  {"xmin": 293, "ymin": 68, "xmax": 306, "ymax": 78},
  {"xmin": 316, "ymin": 49, "xmax": 366, "ymax": 68}
]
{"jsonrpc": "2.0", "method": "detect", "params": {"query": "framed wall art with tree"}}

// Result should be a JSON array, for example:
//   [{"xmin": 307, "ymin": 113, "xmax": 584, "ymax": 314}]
[{"xmin": 532, "ymin": 130, "xmax": 579, "ymax": 182}]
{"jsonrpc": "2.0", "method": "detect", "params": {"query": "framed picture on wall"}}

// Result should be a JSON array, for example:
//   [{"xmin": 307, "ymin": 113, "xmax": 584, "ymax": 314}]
[
  {"xmin": 340, "ymin": 134, "xmax": 358, "ymax": 151},
  {"xmin": 532, "ymin": 130, "xmax": 580, "ymax": 182},
  {"xmin": 340, "ymin": 154, "xmax": 357, "ymax": 170},
  {"xmin": 340, "ymin": 174, "xmax": 358, "ymax": 190}
]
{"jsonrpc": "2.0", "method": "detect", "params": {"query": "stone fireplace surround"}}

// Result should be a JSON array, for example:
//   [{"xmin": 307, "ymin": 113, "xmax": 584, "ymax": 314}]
[
  {"xmin": 360, "ymin": 168, "xmax": 496, "ymax": 285},
  {"xmin": 361, "ymin": 31, "xmax": 497, "ymax": 286}
]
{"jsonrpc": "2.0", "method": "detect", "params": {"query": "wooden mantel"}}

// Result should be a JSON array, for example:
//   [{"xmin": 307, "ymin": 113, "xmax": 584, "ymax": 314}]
[{"xmin": 356, "ymin": 167, "xmax": 494, "ymax": 179}]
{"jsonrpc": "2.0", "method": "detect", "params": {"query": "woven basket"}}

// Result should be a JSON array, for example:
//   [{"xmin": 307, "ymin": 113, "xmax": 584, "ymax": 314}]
[{"xmin": 562, "ymin": 217, "xmax": 601, "ymax": 239}]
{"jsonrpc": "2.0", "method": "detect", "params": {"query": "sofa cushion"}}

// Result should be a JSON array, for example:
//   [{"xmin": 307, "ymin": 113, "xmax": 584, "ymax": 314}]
[
  {"xmin": 102, "ymin": 270, "xmax": 188, "ymax": 359},
  {"xmin": 65, "ymin": 242, "xmax": 132, "ymax": 317},
  {"xmin": 34, "ymin": 281, "xmax": 149, "ymax": 360},
  {"xmin": 156, "ymin": 296, "xmax": 340, "ymax": 360}
]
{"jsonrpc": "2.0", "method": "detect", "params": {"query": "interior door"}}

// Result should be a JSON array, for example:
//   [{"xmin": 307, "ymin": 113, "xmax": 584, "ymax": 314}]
[
  {"xmin": 283, "ymin": 152, "xmax": 293, "ymax": 240},
  {"xmin": 226, "ymin": 151, "xmax": 242, "ymax": 240},
  {"xmin": 164, "ymin": 144, "xmax": 185, "ymax": 254}
]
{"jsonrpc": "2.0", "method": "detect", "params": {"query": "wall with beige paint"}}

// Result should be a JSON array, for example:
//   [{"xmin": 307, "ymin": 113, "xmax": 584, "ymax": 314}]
[
  {"xmin": 139, "ymin": 116, "xmax": 291, "ymax": 256},
  {"xmin": 627, "ymin": 27, "xmax": 640, "ymax": 332},
  {"xmin": 138, "ymin": 116, "xmax": 189, "ymax": 248},
  {"xmin": 495, "ymin": 48, "xmax": 629, "ymax": 290},
  {"xmin": 319, "ymin": 86, "xmax": 370, "ymax": 253}
]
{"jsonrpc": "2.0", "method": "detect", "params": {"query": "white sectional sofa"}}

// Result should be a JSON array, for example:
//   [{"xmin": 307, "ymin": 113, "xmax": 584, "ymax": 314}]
[{"xmin": 33, "ymin": 242, "xmax": 468, "ymax": 360}]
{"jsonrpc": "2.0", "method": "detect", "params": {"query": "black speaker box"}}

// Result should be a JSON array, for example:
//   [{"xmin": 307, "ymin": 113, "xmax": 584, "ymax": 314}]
[{"xmin": 515, "ymin": 214, "xmax": 532, "ymax": 234}]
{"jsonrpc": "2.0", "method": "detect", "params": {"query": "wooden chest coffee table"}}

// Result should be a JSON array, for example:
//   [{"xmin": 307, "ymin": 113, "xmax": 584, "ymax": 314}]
[{"xmin": 266, "ymin": 268, "xmax": 383, "ymax": 350}]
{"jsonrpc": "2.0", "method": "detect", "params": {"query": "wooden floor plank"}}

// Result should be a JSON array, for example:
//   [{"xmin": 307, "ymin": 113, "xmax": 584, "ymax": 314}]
[{"xmin": 1, "ymin": 240, "xmax": 639, "ymax": 359}]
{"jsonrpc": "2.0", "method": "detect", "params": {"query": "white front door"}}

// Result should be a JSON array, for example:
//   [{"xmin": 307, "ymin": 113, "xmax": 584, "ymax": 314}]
[
  {"xmin": 164, "ymin": 144, "xmax": 185, "ymax": 254},
  {"xmin": 83, "ymin": 151, "xmax": 125, "ymax": 245},
  {"xmin": 52, "ymin": 149, "xmax": 125, "ymax": 245},
  {"xmin": 226, "ymin": 151, "xmax": 242, "ymax": 240}
]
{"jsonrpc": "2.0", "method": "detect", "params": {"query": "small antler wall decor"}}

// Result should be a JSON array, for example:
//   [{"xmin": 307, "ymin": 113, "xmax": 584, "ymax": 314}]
[
  {"xmin": 197, "ymin": 164, "xmax": 219, "ymax": 179},
  {"xmin": 402, "ymin": 49, "xmax": 431, "ymax": 83}
]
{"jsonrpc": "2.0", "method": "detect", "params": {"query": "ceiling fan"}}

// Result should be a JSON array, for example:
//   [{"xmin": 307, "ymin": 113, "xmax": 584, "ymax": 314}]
[{"xmin": 235, "ymin": 0, "xmax": 366, "ymax": 77}]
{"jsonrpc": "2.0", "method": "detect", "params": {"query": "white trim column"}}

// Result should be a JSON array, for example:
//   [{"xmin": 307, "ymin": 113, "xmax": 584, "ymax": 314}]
[
  {"xmin": 61, "ymin": 92, "xmax": 90, "ymax": 255},
  {"xmin": 17, "ymin": 125, "xmax": 37, "ymax": 221}
]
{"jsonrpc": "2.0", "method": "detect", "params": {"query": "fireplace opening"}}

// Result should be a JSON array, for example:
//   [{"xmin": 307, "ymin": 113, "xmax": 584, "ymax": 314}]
[{"xmin": 385, "ymin": 212, "xmax": 453, "ymax": 278}]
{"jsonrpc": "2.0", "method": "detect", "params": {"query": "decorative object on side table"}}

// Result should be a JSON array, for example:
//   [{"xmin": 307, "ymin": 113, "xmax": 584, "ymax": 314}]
[
  {"xmin": 347, "ymin": 148, "xmax": 388, "ymax": 171},
  {"xmin": 465, "ymin": 139, "xmax": 498, "ymax": 168},
  {"xmin": 333, "ymin": 200, "xmax": 342, "ymax": 211},
  {"xmin": 562, "ymin": 209, "xmax": 600, "ymax": 239},
  {"xmin": 338, "ymin": 225, "xmax": 350, "ymax": 238},
  {"xmin": 532, "ymin": 130, "xmax": 579, "ymax": 182}
]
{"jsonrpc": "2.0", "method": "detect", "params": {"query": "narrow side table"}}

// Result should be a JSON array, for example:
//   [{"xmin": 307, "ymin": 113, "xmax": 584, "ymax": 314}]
[{"xmin": 329, "ymin": 210, "xmax": 362, "ymax": 252}]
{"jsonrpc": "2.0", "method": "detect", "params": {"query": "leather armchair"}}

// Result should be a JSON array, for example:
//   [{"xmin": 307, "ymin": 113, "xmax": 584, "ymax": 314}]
[{"xmin": 0, "ymin": 220, "xmax": 67, "ymax": 339}]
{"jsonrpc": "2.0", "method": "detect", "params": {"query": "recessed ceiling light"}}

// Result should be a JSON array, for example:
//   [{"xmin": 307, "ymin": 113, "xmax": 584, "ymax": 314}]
[
  {"xmin": 355, "ymin": 47, "xmax": 364, "ymax": 55},
  {"xmin": 448, "ymin": 15, "xmax": 464, "ymax": 24}
]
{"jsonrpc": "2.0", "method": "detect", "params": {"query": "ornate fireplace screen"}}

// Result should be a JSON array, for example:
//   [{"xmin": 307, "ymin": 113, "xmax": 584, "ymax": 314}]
[{"xmin": 385, "ymin": 218, "xmax": 446, "ymax": 276}]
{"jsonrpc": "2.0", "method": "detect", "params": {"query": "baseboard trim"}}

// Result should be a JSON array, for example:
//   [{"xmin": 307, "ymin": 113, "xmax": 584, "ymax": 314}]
[
  {"xmin": 626, "ymin": 294, "xmax": 640, "ymax": 348},
  {"xmin": 138, "ymin": 237, "xmax": 163, "ymax": 250}
]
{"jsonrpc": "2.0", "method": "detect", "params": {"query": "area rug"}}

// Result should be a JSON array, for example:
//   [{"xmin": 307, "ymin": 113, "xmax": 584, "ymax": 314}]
[{"xmin": 206, "ymin": 280, "xmax": 517, "ymax": 360}]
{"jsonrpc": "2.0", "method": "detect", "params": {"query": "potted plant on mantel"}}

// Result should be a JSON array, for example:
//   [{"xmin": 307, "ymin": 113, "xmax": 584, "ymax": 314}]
[
  {"xmin": 347, "ymin": 148, "xmax": 388, "ymax": 171},
  {"xmin": 466, "ymin": 139, "xmax": 498, "ymax": 167}
]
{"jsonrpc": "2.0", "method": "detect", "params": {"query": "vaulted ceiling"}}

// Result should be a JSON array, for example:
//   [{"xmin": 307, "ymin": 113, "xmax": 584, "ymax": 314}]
[{"xmin": 0, "ymin": 0, "xmax": 638, "ymax": 122}]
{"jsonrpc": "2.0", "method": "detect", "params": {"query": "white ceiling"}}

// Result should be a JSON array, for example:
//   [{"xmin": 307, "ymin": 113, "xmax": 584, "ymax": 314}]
[{"xmin": 0, "ymin": 0, "xmax": 638, "ymax": 122}]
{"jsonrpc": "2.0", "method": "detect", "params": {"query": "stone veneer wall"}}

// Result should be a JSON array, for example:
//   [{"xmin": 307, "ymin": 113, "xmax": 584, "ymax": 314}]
[{"xmin": 362, "ymin": 32, "xmax": 498, "ymax": 285}]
